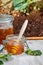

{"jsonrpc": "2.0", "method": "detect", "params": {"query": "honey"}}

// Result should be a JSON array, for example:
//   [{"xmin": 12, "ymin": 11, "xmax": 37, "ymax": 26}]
[
  {"xmin": 5, "ymin": 38, "xmax": 24, "ymax": 55},
  {"xmin": 5, "ymin": 42, "xmax": 24, "ymax": 55},
  {"xmin": 0, "ymin": 27, "xmax": 14, "ymax": 44}
]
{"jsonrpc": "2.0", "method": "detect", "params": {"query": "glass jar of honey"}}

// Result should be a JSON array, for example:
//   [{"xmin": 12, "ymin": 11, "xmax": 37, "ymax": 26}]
[
  {"xmin": 0, "ymin": 14, "xmax": 14, "ymax": 44},
  {"xmin": 3, "ymin": 35, "xmax": 26, "ymax": 55}
]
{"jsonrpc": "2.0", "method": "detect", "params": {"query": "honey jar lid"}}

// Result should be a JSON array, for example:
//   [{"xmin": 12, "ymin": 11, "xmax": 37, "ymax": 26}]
[{"xmin": 0, "ymin": 14, "xmax": 14, "ymax": 23}]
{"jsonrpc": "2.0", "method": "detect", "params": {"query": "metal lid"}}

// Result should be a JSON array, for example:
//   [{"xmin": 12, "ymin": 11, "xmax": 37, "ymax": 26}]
[{"xmin": 0, "ymin": 14, "xmax": 14, "ymax": 23}]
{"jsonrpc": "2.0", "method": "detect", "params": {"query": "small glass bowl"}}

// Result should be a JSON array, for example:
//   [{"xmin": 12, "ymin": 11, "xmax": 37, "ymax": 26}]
[{"xmin": 3, "ymin": 35, "xmax": 29, "ymax": 55}]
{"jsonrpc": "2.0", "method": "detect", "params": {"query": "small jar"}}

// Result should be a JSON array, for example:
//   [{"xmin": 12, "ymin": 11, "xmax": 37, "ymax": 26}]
[
  {"xmin": 0, "ymin": 14, "xmax": 14, "ymax": 44},
  {"xmin": 3, "ymin": 35, "xmax": 28, "ymax": 55}
]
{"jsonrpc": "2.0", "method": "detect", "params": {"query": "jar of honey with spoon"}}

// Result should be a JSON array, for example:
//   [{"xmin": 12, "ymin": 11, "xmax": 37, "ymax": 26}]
[
  {"xmin": 0, "ymin": 14, "xmax": 14, "ymax": 44},
  {"xmin": 3, "ymin": 35, "xmax": 26, "ymax": 55}
]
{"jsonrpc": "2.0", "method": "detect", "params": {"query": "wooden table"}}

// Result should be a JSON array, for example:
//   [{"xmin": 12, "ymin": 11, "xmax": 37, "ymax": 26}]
[{"xmin": 26, "ymin": 37, "xmax": 43, "ymax": 40}]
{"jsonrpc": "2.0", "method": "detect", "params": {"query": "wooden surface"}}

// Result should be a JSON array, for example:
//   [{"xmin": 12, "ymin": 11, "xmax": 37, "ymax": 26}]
[{"xmin": 26, "ymin": 37, "xmax": 43, "ymax": 40}]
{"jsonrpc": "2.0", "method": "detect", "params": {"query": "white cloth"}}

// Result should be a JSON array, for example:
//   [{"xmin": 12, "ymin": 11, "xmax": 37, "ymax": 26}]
[{"xmin": 4, "ymin": 40, "xmax": 43, "ymax": 65}]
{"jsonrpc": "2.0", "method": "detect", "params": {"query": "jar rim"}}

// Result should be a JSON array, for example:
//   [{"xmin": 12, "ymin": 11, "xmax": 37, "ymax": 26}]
[
  {"xmin": 0, "ymin": 14, "xmax": 14, "ymax": 23},
  {"xmin": 6, "ymin": 34, "xmax": 25, "ymax": 41}
]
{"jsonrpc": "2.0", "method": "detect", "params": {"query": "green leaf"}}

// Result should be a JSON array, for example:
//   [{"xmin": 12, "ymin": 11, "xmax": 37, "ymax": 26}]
[
  {"xmin": 14, "ymin": 0, "xmax": 25, "ymax": 6},
  {"xmin": 0, "ymin": 55, "xmax": 4, "ymax": 59},
  {"xmin": 0, "ymin": 60, "xmax": 3, "ymax": 65},
  {"xmin": 0, "ymin": 54, "xmax": 12, "ymax": 61},
  {"xmin": 25, "ymin": 49, "xmax": 42, "ymax": 56},
  {"xmin": 15, "ymin": 2, "xmax": 28, "ymax": 11},
  {"xmin": 27, "ymin": 0, "xmax": 36, "ymax": 4}
]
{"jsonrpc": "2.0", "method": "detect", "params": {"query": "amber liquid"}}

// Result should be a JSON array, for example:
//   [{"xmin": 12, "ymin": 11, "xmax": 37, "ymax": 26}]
[
  {"xmin": 5, "ymin": 41, "xmax": 24, "ymax": 55},
  {"xmin": 0, "ymin": 27, "xmax": 14, "ymax": 44}
]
